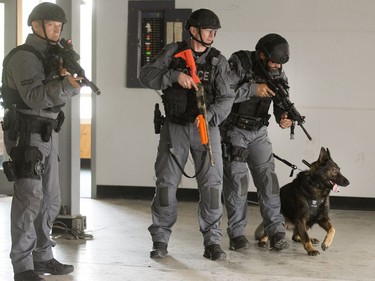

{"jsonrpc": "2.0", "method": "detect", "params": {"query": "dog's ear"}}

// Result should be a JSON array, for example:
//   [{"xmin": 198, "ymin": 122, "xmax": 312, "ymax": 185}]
[
  {"xmin": 326, "ymin": 148, "xmax": 331, "ymax": 159},
  {"xmin": 318, "ymin": 147, "xmax": 329, "ymax": 164}
]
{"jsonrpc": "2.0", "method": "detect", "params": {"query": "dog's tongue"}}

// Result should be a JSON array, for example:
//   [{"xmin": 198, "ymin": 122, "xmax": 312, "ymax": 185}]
[{"xmin": 332, "ymin": 183, "xmax": 340, "ymax": 192}]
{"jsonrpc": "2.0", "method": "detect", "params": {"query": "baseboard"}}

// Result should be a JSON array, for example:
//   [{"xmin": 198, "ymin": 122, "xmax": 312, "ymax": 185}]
[
  {"xmin": 80, "ymin": 159, "xmax": 91, "ymax": 169},
  {"xmin": 97, "ymin": 185, "xmax": 199, "ymax": 201},
  {"xmin": 96, "ymin": 186, "xmax": 375, "ymax": 211}
]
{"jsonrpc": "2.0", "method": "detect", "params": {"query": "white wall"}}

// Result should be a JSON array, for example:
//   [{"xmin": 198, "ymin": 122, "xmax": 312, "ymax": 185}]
[{"xmin": 94, "ymin": 0, "xmax": 375, "ymax": 198}]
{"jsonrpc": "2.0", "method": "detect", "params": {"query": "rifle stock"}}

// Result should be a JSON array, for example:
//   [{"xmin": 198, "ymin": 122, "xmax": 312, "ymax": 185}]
[
  {"xmin": 174, "ymin": 49, "xmax": 215, "ymax": 166},
  {"xmin": 57, "ymin": 38, "xmax": 101, "ymax": 95}
]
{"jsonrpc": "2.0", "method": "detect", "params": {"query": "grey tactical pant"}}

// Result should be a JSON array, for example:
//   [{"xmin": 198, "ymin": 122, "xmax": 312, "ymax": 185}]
[
  {"xmin": 149, "ymin": 119, "xmax": 224, "ymax": 247},
  {"xmin": 222, "ymin": 126, "xmax": 285, "ymax": 239},
  {"xmin": 4, "ymin": 130, "xmax": 61, "ymax": 274}
]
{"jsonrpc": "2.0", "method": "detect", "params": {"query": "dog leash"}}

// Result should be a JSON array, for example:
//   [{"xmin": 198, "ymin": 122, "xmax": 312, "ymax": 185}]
[
  {"xmin": 273, "ymin": 153, "xmax": 312, "ymax": 177},
  {"xmin": 302, "ymin": 159, "xmax": 311, "ymax": 167},
  {"xmin": 273, "ymin": 153, "xmax": 300, "ymax": 177}
]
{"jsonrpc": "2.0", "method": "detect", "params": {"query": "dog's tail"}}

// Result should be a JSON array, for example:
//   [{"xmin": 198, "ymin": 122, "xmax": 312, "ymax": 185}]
[{"xmin": 254, "ymin": 222, "xmax": 265, "ymax": 240}]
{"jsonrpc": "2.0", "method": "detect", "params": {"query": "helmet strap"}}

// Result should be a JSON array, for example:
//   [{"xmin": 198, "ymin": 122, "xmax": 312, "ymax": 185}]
[
  {"xmin": 189, "ymin": 28, "xmax": 213, "ymax": 48},
  {"xmin": 32, "ymin": 20, "xmax": 61, "ymax": 45}
]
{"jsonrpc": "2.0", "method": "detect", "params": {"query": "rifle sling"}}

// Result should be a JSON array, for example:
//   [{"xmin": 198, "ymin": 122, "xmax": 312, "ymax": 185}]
[{"xmin": 165, "ymin": 120, "xmax": 207, "ymax": 179}]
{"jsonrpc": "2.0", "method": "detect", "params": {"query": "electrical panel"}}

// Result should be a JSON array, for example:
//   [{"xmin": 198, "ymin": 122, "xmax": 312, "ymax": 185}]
[
  {"xmin": 140, "ymin": 11, "xmax": 165, "ymax": 67},
  {"xmin": 127, "ymin": 1, "xmax": 191, "ymax": 88}
]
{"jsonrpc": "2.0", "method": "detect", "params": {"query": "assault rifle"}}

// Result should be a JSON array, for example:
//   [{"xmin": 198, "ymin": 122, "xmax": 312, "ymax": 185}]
[
  {"xmin": 57, "ymin": 38, "xmax": 101, "ymax": 95},
  {"xmin": 258, "ymin": 64, "xmax": 312, "ymax": 141},
  {"xmin": 174, "ymin": 49, "xmax": 215, "ymax": 166}
]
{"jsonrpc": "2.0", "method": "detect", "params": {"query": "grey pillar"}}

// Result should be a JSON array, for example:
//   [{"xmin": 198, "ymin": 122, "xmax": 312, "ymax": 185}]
[{"xmin": 57, "ymin": 0, "xmax": 81, "ymax": 215}]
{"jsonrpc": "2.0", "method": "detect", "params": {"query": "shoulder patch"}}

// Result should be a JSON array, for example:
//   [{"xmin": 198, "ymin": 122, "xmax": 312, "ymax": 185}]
[{"xmin": 21, "ymin": 79, "xmax": 34, "ymax": 86}]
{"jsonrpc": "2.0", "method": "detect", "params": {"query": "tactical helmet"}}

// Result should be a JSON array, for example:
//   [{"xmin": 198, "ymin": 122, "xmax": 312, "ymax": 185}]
[
  {"xmin": 255, "ymin": 33, "xmax": 289, "ymax": 64},
  {"xmin": 27, "ymin": 2, "xmax": 67, "ymax": 26},
  {"xmin": 185, "ymin": 9, "xmax": 221, "ymax": 30}
]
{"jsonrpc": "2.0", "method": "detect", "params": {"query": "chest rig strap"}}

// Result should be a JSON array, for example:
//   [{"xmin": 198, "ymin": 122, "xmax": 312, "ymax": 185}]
[
  {"xmin": 162, "ymin": 43, "xmax": 220, "ymax": 125},
  {"xmin": 231, "ymin": 50, "xmax": 271, "ymax": 122}
]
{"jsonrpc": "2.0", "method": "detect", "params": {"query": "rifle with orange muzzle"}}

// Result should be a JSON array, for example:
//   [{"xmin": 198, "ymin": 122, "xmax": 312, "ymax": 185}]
[{"xmin": 174, "ymin": 49, "xmax": 215, "ymax": 166}]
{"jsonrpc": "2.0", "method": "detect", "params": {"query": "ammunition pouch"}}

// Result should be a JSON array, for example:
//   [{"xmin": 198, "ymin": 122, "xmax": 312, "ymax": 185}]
[
  {"xmin": 162, "ymin": 87, "xmax": 197, "ymax": 125},
  {"xmin": 54, "ymin": 111, "xmax": 65, "ymax": 132},
  {"xmin": 1, "ymin": 107, "xmax": 20, "ymax": 141},
  {"xmin": 2, "ymin": 160, "xmax": 18, "ymax": 182},
  {"xmin": 228, "ymin": 113, "xmax": 270, "ymax": 131},
  {"xmin": 3, "ymin": 146, "xmax": 44, "ymax": 181}
]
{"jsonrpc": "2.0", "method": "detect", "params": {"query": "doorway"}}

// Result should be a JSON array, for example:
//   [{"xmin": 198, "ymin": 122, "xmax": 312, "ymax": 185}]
[{"xmin": 79, "ymin": 0, "xmax": 93, "ymax": 198}]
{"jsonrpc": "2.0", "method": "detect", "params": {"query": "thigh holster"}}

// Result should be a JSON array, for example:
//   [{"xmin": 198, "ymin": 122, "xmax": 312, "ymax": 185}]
[
  {"xmin": 1, "ymin": 113, "xmax": 62, "ymax": 181},
  {"xmin": 222, "ymin": 143, "xmax": 249, "ymax": 162},
  {"xmin": 3, "ymin": 146, "xmax": 44, "ymax": 181},
  {"xmin": 231, "ymin": 146, "xmax": 250, "ymax": 162}
]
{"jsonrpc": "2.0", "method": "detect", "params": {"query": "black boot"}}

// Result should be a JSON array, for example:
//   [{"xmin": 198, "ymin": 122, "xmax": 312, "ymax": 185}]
[
  {"xmin": 34, "ymin": 258, "xmax": 74, "ymax": 275},
  {"xmin": 229, "ymin": 235, "xmax": 250, "ymax": 251},
  {"xmin": 203, "ymin": 244, "xmax": 226, "ymax": 261},
  {"xmin": 14, "ymin": 270, "xmax": 45, "ymax": 281},
  {"xmin": 150, "ymin": 242, "xmax": 168, "ymax": 258},
  {"xmin": 270, "ymin": 232, "xmax": 289, "ymax": 250}
]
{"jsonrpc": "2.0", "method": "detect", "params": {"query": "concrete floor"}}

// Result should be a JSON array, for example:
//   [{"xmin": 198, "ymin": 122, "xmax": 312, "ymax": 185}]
[{"xmin": 1, "ymin": 195, "xmax": 375, "ymax": 281}]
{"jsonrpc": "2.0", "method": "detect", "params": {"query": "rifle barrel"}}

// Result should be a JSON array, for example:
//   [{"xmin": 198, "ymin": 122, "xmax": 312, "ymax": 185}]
[
  {"xmin": 82, "ymin": 77, "xmax": 101, "ymax": 95},
  {"xmin": 300, "ymin": 123, "xmax": 312, "ymax": 141}
]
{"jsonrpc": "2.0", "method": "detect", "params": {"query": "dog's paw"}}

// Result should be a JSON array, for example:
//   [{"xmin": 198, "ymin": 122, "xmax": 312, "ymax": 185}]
[
  {"xmin": 310, "ymin": 238, "xmax": 320, "ymax": 244},
  {"xmin": 307, "ymin": 249, "xmax": 320, "ymax": 256},
  {"xmin": 257, "ymin": 241, "xmax": 267, "ymax": 248},
  {"xmin": 292, "ymin": 234, "xmax": 301, "ymax": 242},
  {"xmin": 321, "ymin": 243, "xmax": 329, "ymax": 251}
]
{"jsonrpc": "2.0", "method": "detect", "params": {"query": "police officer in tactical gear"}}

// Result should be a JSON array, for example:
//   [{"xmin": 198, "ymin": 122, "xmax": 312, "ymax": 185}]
[
  {"xmin": 139, "ymin": 9, "xmax": 235, "ymax": 261},
  {"xmin": 221, "ymin": 33, "xmax": 293, "ymax": 252},
  {"xmin": 1, "ymin": 3, "xmax": 81, "ymax": 281}
]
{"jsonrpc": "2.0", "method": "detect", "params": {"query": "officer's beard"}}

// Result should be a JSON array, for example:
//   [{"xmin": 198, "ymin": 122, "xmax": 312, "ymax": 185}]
[
  {"xmin": 263, "ymin": 59, "xmax": 283, "ymax": 75},
  {"xmin": 268, "ymin": 68, "xmax": 283, "ymax": 79}
]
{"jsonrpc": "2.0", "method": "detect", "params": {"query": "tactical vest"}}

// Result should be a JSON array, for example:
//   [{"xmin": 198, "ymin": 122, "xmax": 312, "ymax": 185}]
[
  {"xmin": 162, "ymin": 41, "xmax": 220, "ymax": 125},
  {"xmin": 1, "ymin": 44, "xmax": 61, "ymax": 111},
  {"xmin": 230, "ymin": 50, "xmax": 271, "ymax": 120}
]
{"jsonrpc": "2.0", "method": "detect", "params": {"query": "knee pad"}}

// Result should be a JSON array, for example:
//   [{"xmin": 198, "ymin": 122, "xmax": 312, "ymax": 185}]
[
  {"xmin": 20, "ymin": 209, "xmax": 36, "ymax": 231},
  {"xmin": 270, "ymin": 172, "xmax": 279, "ymax": 194},
  {"xmin": 158, "ymin": 187, "xmax": 170, "ymax": 207},
  {"xmin": 240, "ymin": 175, "xmax": 249, "ymax": 196},
  {"xmin": 210, "ymin": 186, "xmax": 220, "ymax": 209}
]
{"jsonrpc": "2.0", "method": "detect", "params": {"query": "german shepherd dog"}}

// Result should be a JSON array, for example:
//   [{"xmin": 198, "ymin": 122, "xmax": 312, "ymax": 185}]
[{"xmin": 255, "ymin": 147, "xmax": 350, "ymax": 256}]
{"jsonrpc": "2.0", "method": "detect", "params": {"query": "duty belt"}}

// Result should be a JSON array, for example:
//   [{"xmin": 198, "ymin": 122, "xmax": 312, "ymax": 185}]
[
  {"xmin": 18, "ymin": 113, "xmax": 60, "ymax": 132},
  {"xmin": 229, "ymin": 113, "xmax": 270, "ymax": 131},
  {"xmin": 16, "ymin": 112, "xmax": 64, "ymax": 144}
]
